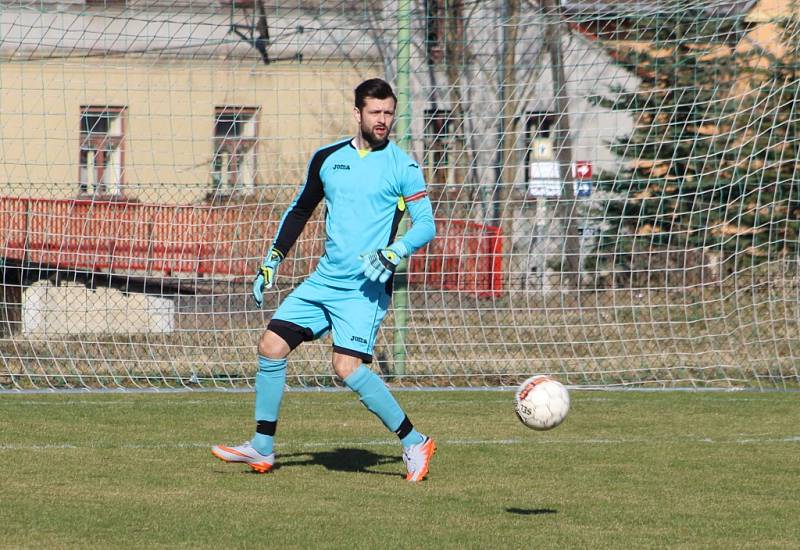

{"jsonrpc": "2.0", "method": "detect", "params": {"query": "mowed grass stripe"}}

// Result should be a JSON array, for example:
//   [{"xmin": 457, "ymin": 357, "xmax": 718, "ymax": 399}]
[
  {"xmin": 1, "ymin": 391, "xmax": 798, "ymax": 549},
  {"xmin": 3, "ymin": 433, "xmax": 800, "ymax": 451}
]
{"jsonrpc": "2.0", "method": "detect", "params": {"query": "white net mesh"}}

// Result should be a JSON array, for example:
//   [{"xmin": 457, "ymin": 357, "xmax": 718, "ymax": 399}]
[{"xmin": 0, "ymin": 0, "xmax": 798, "ymax": 390}]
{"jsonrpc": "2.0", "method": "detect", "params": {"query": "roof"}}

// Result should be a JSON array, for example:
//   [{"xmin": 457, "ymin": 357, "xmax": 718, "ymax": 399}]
[
  {"xmin": 745, "ymin": 0, "xmax": 800, "ymax": 22},
  {"xmin": 561, "ymin": 0, "xmax": 759, "ymax": 17}
]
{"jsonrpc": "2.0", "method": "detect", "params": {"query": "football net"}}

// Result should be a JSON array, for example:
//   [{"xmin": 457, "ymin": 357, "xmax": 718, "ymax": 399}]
[{"xmin": 0, "ymin": 0, "xmax": 798, "ymax": 390}]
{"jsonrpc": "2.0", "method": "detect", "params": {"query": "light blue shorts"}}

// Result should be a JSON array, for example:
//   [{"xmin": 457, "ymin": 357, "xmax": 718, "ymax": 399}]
[{"xmin": 267, "ymin": 278, "xmax": 390, "ymax": 363}]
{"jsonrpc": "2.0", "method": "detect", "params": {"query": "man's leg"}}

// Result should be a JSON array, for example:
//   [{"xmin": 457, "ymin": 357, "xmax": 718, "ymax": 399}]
[
  {"xmin": 326, "ymin": 282, "xmax": 436, "ymax": 480},
  {"xmin": 334, "ymin": 353, "xmax": 424, "ymax": 446},
  {"xmin": 334, "ymin": 353, "xmax": 436, "ymax": 481},
  {"xmin": 251, "ymin": 330, "xmax": 291, "ymax": 457},
  {"xmin": 212, "ymin": 280, "xmax": 328, "ymax": 473},
  {"xmin": 211, "ymin": 330, "xmax": 290, "ymax": 473}
]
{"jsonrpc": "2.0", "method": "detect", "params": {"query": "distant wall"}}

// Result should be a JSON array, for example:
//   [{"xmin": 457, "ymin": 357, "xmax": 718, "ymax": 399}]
[{"xmin": 22, "ymin": 281, "xmax": 175, "ymax": 335}]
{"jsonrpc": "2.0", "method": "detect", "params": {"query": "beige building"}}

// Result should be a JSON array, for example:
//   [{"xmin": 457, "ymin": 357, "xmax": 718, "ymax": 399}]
[{"xmin": 0, "ymin": 2, "xmax": 376, "ymax": 205}]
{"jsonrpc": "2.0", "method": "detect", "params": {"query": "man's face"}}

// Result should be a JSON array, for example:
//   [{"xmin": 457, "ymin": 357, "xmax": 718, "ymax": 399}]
[{"xmin": 354, "ymin": 96, "xmax": 396, "ymax": 148}]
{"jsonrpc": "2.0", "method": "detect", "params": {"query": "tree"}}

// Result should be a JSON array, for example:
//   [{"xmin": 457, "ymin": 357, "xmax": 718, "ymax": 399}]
[
  {"xmin": 590, "ymin": 9, "xmax": 798, "ymax": 287},
  {"xmin": 724, "ymin": 11, "xmax": 800, "ymax": 267}
]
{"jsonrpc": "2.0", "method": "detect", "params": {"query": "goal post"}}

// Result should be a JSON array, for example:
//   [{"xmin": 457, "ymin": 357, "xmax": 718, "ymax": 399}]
[{"xmin": 0, "ymin": 0, "xmax": 798, "ymax": 391}]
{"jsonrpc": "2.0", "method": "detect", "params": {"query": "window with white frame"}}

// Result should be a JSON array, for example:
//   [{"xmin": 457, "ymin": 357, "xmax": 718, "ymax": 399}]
[
  {"xmin": 79, "ymin": 105, "xmax": 126, "ymax": 197},
  {"xmin": 212, "ymin": 106, "xmax": 259, "ymax": 196}
]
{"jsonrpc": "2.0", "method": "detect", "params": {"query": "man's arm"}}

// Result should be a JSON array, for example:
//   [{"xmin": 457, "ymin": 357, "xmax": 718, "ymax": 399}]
[
  {"xmin": 391, "ymin": 192, "xmax": 436, "ymax": 258},
  {"xmin": 360, "ymin": 166, "xmax": 436, "ymax": 284},
  {"xmin": 392, "ymin": 158, "xmax": 436, "ymax": 257},
  {"xmin": 252, "ymin": 149, "xmax": 326, "ymax": 307},
  {"xmin": 270, "ymin": 152, "xmax": 326, "ymax": 258}
]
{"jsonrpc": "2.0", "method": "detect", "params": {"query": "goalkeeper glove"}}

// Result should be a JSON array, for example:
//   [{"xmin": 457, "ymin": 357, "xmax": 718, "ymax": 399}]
[
  {"xmin": 360, "ymin": 242, "xmax": 408, "ymax": 284},
  {"xmin": 252, "ymin": 247, "xmax": 283, "ymax": 308}
]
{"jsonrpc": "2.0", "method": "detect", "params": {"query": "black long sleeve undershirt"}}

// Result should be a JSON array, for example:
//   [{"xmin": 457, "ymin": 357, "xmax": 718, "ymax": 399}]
[{"xmin": 271, "ymin": 141, "xmax": 347, "ymax": 257}]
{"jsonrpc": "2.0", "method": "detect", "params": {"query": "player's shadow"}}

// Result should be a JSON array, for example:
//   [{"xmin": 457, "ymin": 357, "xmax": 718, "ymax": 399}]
[
  {"xmin": 276, "ymin": 447, "xmax": 402, "ymax": 476},
  {"xmin": 505, "ymin": 507, "xmax": 558, "ymax": 516}
]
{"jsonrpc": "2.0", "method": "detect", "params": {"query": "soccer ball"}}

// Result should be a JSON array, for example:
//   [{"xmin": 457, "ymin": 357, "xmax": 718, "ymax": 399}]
[{"xmin": 514, "ymin": 375, "xmax": 570, "ymax": 430}]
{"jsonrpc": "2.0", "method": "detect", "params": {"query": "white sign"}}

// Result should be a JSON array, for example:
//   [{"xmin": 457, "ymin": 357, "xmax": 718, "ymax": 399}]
[
  {"xmin": 529, "ymin": 161, "xmax": 594, "ymax": 198},
  {"xmin": 528, "ymin": 161, "xmax": 561, "ymax": 197}
]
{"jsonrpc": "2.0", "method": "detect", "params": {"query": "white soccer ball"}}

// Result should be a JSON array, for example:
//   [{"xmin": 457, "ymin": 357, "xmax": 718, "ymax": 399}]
[{"xmin": 514, "ymin": 375, "xmax": 570, "ymax": 430}]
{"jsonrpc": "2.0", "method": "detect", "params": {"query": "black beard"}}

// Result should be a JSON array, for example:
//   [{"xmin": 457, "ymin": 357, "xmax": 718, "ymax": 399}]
[{"xmin": 361, "ymin": 124, "xmax": 389, "ymax": 148}]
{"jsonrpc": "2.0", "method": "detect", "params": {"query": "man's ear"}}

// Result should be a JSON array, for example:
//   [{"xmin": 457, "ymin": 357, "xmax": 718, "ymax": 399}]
[{"xmin": 353, "ymin": 106, "xmax": 361, "ymax": 124}]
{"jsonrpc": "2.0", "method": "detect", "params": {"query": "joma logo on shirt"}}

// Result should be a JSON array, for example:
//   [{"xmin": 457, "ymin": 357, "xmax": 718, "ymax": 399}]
[
  {"xmin": 351, "ymin": 335, "xmax": 368, "ymax": 344},
  {"xmin": 333, "ymin": 164, "xmax": 351, "ymax": 170}
]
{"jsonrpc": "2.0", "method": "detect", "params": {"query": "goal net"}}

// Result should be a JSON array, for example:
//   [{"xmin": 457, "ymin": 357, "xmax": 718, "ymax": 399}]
[{"xmin": 0, "ymin": 0, "xmax": 798, "ymax": 390}]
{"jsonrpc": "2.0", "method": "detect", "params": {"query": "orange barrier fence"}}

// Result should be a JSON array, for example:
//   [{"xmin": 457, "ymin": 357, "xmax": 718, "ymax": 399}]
[
  {"xmin": 0, "ymin": 197, "xmax": 502, "ymax": 295},
  {"xmin": 407, "ymin": 219, "xmax": 503, "ymax": 297}
]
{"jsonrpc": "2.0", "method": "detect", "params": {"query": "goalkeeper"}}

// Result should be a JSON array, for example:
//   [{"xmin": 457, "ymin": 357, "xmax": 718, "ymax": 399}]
[{"xmin": 212, "ymin": 78, "xmax": 437, "ymax": 482}]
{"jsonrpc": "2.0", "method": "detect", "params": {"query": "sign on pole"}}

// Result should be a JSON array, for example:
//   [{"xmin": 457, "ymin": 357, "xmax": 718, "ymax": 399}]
[{"xmin": 528, "ymin": 160, "xmax": 593, "ymax": 198}]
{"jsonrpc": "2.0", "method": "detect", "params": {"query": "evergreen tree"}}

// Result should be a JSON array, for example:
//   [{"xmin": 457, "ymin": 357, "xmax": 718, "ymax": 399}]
[
  {"xmin": 590, "ymin": 9, "xmax": 798, "ymax": 287},
  {"xmin": 725, "ymin": 12, "xmax": 800, "ymax": 264}
]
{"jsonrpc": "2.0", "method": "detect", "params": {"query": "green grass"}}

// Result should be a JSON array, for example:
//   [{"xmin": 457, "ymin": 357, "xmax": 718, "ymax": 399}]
[{"xmin": 1, "ymin": 390, "xmax": 799, "ymax": 548}]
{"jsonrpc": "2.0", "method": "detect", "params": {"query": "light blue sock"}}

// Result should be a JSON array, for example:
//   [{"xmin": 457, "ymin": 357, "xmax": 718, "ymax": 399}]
[
  {"xmin": 251, "ymin": 355, "xmax": 287, "ymax": 456},
  {"xmin": 400, "ymin": 429, "xmax": 425, "ymax": 448},
  {"xmin": 343, "ymin": 365, "xmax": 424, "ymax": 448}
]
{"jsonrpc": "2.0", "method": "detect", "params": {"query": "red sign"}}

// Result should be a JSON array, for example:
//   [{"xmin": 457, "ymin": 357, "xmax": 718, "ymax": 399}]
[{"xmin": 574, "ymin": 161, "xmax": 592, "ymax": 180}]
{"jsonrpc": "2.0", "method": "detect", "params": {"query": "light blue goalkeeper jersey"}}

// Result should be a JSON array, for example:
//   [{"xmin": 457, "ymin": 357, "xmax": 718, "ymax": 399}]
[{"xmin": 271, "ymin": 138, "xmax": 436, "ymax": 289}]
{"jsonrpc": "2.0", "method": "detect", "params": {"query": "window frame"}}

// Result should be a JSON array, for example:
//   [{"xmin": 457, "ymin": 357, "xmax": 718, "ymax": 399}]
[
  {"xmin": 212, "ymin": 105, "xmax": 260, "ymax": 197},
  {"xmin": 423, "ymin": 107, "xmax": 464, "ymax": 187},
  {"xmin": 78, "ymin": 105, "xmax": 127, "ymax": 199},
  {"xmin": 425, "ymin": 0, "xmax": 445, "ymax": 65}
]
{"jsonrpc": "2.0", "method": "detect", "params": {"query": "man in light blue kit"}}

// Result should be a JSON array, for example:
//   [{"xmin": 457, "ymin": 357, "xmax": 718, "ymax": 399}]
[{"xmin": 212, "ymin": 79, "xmax": 437, "ymax": 482}]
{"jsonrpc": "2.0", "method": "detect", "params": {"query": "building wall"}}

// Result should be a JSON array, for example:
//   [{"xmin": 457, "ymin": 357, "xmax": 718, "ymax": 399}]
[
  {"xmin": 0, "ymin": 59, "xmax": 370, "ymax": 203},
  {"xmin": 22, "ymin": 281, "xmax": 175, "ymax": 335}
]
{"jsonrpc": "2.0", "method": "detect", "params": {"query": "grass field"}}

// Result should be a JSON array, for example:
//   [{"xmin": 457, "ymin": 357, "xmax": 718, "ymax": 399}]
[{"xmin": 1, "ymin": 390, "xmax": 799, "ymax": 548}]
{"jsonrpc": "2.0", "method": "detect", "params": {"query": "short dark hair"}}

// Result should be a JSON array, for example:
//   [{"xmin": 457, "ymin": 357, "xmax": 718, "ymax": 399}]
[{"xmin": 354, "ymin": 78, "xmax": 397, "ymax": 110}]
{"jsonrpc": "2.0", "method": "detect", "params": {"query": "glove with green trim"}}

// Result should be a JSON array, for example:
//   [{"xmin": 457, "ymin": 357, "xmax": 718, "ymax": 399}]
[
  {"xmin": 252, "ymin": 247, "xmax": 283, "ymax": 308},
  {"xmin": 360, "ymin": 242, "xmax": 408, "ymax": 284}
]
